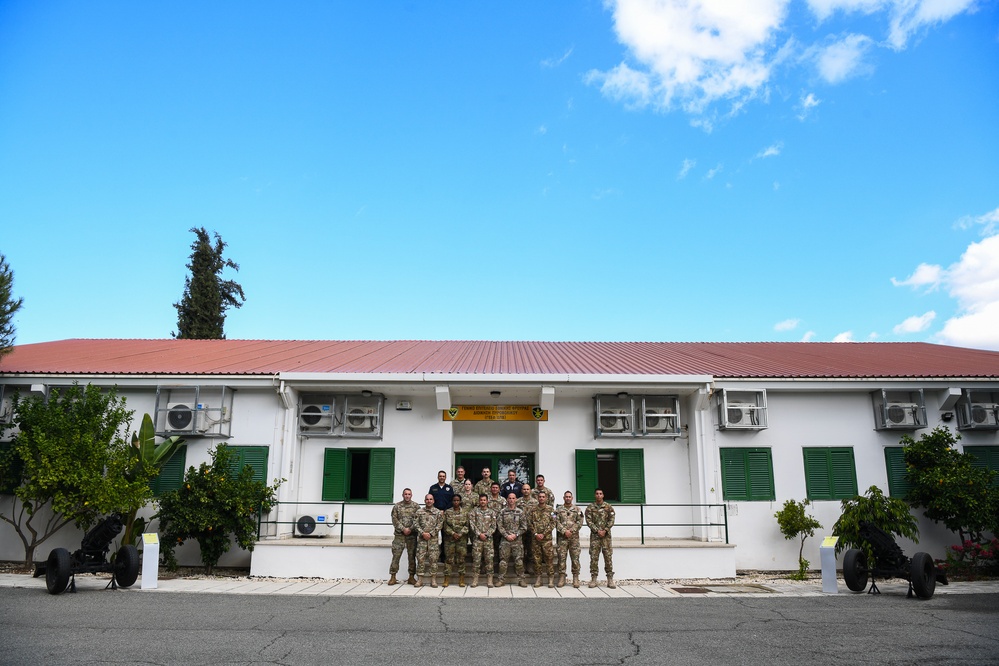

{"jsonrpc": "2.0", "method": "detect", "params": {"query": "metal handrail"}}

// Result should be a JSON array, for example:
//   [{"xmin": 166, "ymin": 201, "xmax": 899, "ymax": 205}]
[{"xmin": 259, "ymin": 501, "xmax": 729, "ymax": 544}]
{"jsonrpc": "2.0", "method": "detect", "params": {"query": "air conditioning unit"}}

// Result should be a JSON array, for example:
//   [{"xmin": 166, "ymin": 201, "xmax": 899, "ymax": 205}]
[
  {"xmin": 725, "ymin": 403, "xmax": 759, "ymax": 427},
  {"xmin": 645, "ymin": 409, "xmax": 676, "ymax": 433},
  {"xmin": 967, "ymin": 403, "xmax": 999, "ymax": 427},
  {"xmin": 166, "ymin": 403, "xmax": 204, "ymax": 432},
  {"xmin": 345, "ymin": 406, "xmax": 377, "ymax": 432},
  {"xmin": 299, "ymin": 404, "xmax": 333, "ymax": 430},
  {"xmin": 295, "ymin": 514, "xmax": 331, "ymax": 537},
  {"xmin": 885, "ymin": 403, "xmax": 920, "ymax": 427},
  {"xmin": 599, "ymin": 409, "xmax": 630, "ymax": 433}
]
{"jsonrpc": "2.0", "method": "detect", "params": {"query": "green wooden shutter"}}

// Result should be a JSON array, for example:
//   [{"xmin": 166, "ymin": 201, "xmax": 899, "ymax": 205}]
[
  {"xmin": 618, "ymin": 449, "xmax": 645, "ymax": 504},
  {"xmin": 367, "ymin": 448, "xmax": 395, "ymax": 502},
  {"xmin": 830, "ymin": 448, "xmax": 857, "ymax": 499},
  {"xmin": 746, "ymin": 449, "xmax": 776, "ymax": 501},
  {"xmin": 230, "ymin": 446, "xmax": 269, "ymax": 483},
  {"xmin": 151, "ymin": 445, "xmax": 187, "ymax": 497},
  {"xmin": 884, "ymin": 447, "xmax": 912, "ymax": 498},
  {"xmin": 575, "ymin": 449, "xmax": 597, "ymax": 502},
  {"xmin": 965, "ymin": 446, "xmax": 999, "ymax": 487},
  {"xmin": 322, "ymin": 448, "xmax": 347, "ymax": 502},
  {"xmin": 803, "ymin": 448, "xmax": 832, "ymax": 500},
  {"xmin": 720, "ymin": 448, "xmax": 749, "ymax": 501}
]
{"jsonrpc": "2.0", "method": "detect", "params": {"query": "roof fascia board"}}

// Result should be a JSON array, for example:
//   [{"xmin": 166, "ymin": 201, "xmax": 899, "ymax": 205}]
[
  {"xmin": 716, "ymin": 378, "xmax": 999, "ymax": 391},
  {"xmin": 279, "ymin": 372, "xmax": 714, "ymax": 386}
]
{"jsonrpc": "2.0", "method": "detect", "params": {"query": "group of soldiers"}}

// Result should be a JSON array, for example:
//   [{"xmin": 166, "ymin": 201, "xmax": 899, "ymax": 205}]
[{"xmin": 388, "ymin": 466, "xmax": 615, "ymax": 590}]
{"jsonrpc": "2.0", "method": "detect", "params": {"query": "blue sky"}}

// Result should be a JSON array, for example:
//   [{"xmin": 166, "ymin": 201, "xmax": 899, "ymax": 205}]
[{"xmin": 1, "ymin": 1, "xmax": 997, "ymax": 349}]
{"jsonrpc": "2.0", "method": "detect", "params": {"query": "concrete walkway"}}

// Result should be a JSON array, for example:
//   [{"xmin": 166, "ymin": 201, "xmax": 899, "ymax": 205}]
[{"xmin": 2, "ymin": 572, "xmax": 996, "ymax": 598}]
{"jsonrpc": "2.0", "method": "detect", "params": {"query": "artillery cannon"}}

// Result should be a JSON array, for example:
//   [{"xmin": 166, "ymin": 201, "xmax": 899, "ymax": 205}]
[
  {"xmin": 40, "ymin": 513, "xmax": 140, "ymax": 594},
  {"xmin": 842, "ymin": 521, "xmax": 948, "ymax": 599}
]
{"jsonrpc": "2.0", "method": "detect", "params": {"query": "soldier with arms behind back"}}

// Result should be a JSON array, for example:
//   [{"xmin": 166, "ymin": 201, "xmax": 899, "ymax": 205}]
[
  {"xmin": 555, "ymin": 490, "xmax": 584, "ymax": 588},
  {"xmin": 388, "ymin": 488, "xmax": 419, "ymax": 585},
  {"xmin": 586, "ymin": 488, "xmax": 616, "ymax": 588}
]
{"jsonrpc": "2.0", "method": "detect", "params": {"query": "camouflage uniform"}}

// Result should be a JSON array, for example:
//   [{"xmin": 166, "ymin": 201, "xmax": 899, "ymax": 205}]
[
  {"xmin": 496, "ymin": 505, "xmax": 526, "ymax": 583},
  {"xmin": 488, "ymin": 495, "xmax": 505, "ymax": 572},
  {"xmin": 585, "ymin": 501, "xmax": 615, "ymax": 577},
  {"xmin": 534, "ymin": 485, "xmax": 557, "ymax": 509},
  {"xmin": 473, "ymin": 478, "xmax": 494, "ymax": 498},
  {"xmin": 468, "ymin": 505, "xmax": 497, "ymax": 576},
  {"xmin": 414, "ymin": 505, "xmax": 442, "ymax": 578},
  {"xmin": 442, "ymin": 506, "xmax": 469, "ymax": 576},
  {"xmin": 517, "ymin": 494, "xmax": 539, "ymax": 572},
  {"xmin": 527, "ymin": 504, "xmax": 557, "ymax": 579},
  {"xmin": 389, "ymin": 499, "xmax": 419, "ymax": 577},
  {"xmin": 555, "ymin": 503, "xmax": 584, "ymax": 577}
]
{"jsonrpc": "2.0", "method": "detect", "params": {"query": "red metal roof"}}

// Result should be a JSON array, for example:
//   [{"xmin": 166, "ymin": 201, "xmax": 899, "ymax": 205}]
[{"xmin": 3, "ymin": 339, "xmax": 999, "ymax": 380}]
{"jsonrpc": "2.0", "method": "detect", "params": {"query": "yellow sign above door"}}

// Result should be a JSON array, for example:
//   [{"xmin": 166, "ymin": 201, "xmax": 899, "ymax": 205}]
[{"xmin": 443, "ymin": 405, "xmax": 548, "ymax": 422}]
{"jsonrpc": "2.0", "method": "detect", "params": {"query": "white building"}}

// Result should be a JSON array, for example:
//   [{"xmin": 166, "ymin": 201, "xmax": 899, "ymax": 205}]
[{"xmin": 2, "ymin": 339, "xmax": 997, "ymax": 579}]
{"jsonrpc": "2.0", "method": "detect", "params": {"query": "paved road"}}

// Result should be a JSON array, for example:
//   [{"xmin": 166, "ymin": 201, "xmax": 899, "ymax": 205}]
[{"xmin": 1, "ymin": 587, "xmax": 997, "ymax": 665}]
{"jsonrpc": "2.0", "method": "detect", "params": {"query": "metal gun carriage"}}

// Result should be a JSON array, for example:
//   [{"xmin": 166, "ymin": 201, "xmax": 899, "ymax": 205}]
[
  {"xmin": 842, "ymin": 521, "xmax": 948, "ymax": 599},
  {"xmin": 38, "ymin": 513, "xmax": 140, "ymax": 594}
]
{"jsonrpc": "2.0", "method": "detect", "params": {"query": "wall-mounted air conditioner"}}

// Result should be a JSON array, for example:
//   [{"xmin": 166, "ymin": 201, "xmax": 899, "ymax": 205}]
[
  {"xmin": 964, "ymin": 403, "xmax": 999, "ymax": 428},
  {"xmin": 300, "ymin": 404, "xmax": 333, "ymax": 430},
  {"xmin": 295, "ymin": 515, "xmax": 331, "ymax": 537},
  {"xmin": 885, "ymin": 403, "xmax": 920, "ymax": 427},
  {"xmin": 725, "ymin": 403, "xmax": 759, "ymax": 427},
  {"xmin": 645, "ymin": 409, "xmax": 676, "ymax": 433},
  {"xmin": 345, "ymin": 406, "xmax": 377, "ymax": 432},
  {"xmin": 166, "ymin": 403, "xmax": 204, "ymax": 432},
  {"xmin": 599, "ymin": 409, "xmax": 630, "ymax": 433}
]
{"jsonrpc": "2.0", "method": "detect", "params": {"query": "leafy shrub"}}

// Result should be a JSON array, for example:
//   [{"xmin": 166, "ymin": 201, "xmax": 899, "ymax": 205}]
[
  {"xmin": 775, "ymin": 499, "xmax": 822, "ymax": 580},
  {"xmin": 157, "ymin": 444, "xmax": 282, "ymax": 574},
  {"xmin": 832, "ymin": 485, "xmax": 918, "ymax": 561}
]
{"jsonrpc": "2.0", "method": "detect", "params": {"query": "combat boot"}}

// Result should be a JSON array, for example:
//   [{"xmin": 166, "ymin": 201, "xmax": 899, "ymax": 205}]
[
  {"xmin": 494, "ymin": 578, "xmax": 504, "ymax": 587},
  {"xmin": 533, "ymin": 575, "xmax": 543, "ymax": 588},
  {"xmin": 487, "ymin": 575, "xmax": 494, "ymax": 588},
  {"xmin": 407, "ymin": 575, "xmax": 416, "ymax": 586},
  {"xmin": 430, "ymin": 574, "xmax": 438, "ymax": 588},
  {"xmin": 442, "ymin": 575, "xmax": 449, "ymax": 588},
  {"xmin": 607, "ymin": 576, "xmax": 616, "ymax": 589},
  {"xmin": 572, "ymin": 575, "xmax": 580, "ymax": 588},
  {"xmin": 414, "ymin": 577, "xmax": 424, "ymax": 588},
  {"xmin": 518, "ymin": 576, "xmax": 528, "ymax": 588},
  {"xmin": 548, "ymin": 574, "xmax": 555, "ymax": 588},
  {"xmin": 470, "ymin": 574, "xmax": 478, "ymax": 588},
  {"xmin": 588, "ymin": 575, "xmax": 598, "ymax": 588},
  {"xmin": 557, "ymin": 574, "xmax": 565, "ymax": 588},
  {"xmin": 459, "ymin": 574, "xmax": 465, "ymax": 587},
  {"xmin": 387, "ymin": 574, "xmax": 397, "ymax": 586}
]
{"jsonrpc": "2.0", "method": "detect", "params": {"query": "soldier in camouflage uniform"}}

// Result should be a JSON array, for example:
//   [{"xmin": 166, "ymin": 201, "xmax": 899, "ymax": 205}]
[
  {"xmin": 518, "ymin": 484, "xmax": 538, "ymax": 575},
  {"xmin": 585, "ymin": 488, "xmax": 616, "ymax": 588},
  {"xmin": 468, "ymin": 493, "xmax": 497, "ymax": 588},
  {"xmin": 555, "ymin": 490, "xmax": 584, "ymax": 588},
  {"xmin": 473, "ymin": 467, "xmax": 494, "ymax": 498},
  {"xmin": 388, "ymin": 488, "xmax": 419, "ymax": 585},
  {"xmin": 458, "ymin": 479, "xmax": 476, "ymax": 513},
  {"xmin": 496, "ymin": 493, "xmax": 527, "ymax": 587},
  {"xmin": 414, "ymin": 493, "xmax": 443, "ymax": 588},
  {"xmin": 442, "ymin": 494, "xmax": 469, "ymax": 587},
  {"xmin": 487, "ymin": 482, "xmax": 505, "ymax": 573},
  {"xmin": 534, "ymin": 474, "xmax": 556, "ymax": 508},
  {"xmin": 527, "ymin": 491, "xmax": 557, "ymax": 587}
]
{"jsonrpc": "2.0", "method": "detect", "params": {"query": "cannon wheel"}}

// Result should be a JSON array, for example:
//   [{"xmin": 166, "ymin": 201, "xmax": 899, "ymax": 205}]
[
  {"xmin": 910, "ymin": 551, "xmax": 936, "ymax": 599},
  {"xmin": 113, "ymin": 545, "xmax": 140, "ymax": 588},
  {"xmin": 45, "ymin": 548, "xmax": 72, "ymax": 595},
  {"xmin": 843, "ymin": 548, "xmax": 869, "ymax": 592}
]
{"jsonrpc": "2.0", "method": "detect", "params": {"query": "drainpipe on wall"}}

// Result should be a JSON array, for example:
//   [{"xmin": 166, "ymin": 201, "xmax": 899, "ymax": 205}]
[
  {"xmin": 694, "ymin": 384, "xmax": 716, "ymax": 541},
  {"xmin": 273, "ymin": 380, "xmax": 296, "ymax": 539}
]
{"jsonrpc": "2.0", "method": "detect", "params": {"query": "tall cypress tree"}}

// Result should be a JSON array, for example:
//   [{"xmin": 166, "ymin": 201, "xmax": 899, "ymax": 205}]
[
  {"xmin": 173, "ymin": 228, "xmax": 245, "ymax": 339},
  {"xmin": 0, "ymin": 253, "xmax": 24, "ymax": 360}
]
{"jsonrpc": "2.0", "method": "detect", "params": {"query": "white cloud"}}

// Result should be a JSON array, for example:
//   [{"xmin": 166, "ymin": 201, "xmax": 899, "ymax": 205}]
[
  {"xmin": 797, "ymin": 92, "xmax": 821, "ymax": 120},
  {"xmin": 954, "ymin": 206, "xmax": 999, "ymax": 236},
  {"xmin": 537, "ymin": 125, "xmax": 548, "ymax": 135},
  {"xmin": 705, "ymin": 164, "xmax": 723, "ymax": 180},
  {"xmin": 815, "ymin": 34, "xmax": 872, "ymax": 83},
  {"xmin": 774, "ymin": 318, "xmax": 799, "ymax": 331},
  {"xmin": 892, "ymin": 311, "xmax": 936, "ymax": 334},
  {"xmin": 891, "ymin": 262, "xmax": 943, "ymax": 290},
  {"xmin": 805, "ymin": 0, "xmax": 977, "ymax": 50},
  {"xmin": 677, "ymin": 158, "xmax": 696, "ymax": 179},
  {"xmin": 541, "ymin": 46, "xmax": 574, "ymax": 68},
  {"xmin": 833, "ymin": 331, "xmax": 855, "ymax": 342},
  {"xmin": 801, "ymin": 330, "xmax": 816, "ymax": 341},
  {"xmin": 756, "ymin": 142, "xmax": 783, "ymax": 159},
  {"xmin": 586, "ymin": 0, "xmax": 790, "ymax": 114}
]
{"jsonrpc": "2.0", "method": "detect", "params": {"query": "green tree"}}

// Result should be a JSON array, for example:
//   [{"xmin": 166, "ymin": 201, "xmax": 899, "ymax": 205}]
[
  {"xmin": 121, "ymin": 413, "xmax": 185, "ymax": 546},
  {"xmin": 832, "ymin": 485, "xmax": 919, "ymax": 561},
  {"xmin": 0, "ymin": 384, "xmax": 148, "ymax": 566},
  {"xmin": 172, "ymin": 227, "xmax": 245, "ymax": 339},
  {"xmin": 902, "ymin": 426, "xmax": 998, "ymax": 544},
  {"xmin": 0, "ymin": 253, "xmax": 25, "ymax": 360},
  {"xmin": 774, "ymin": 499, "xmax": 822, "ymax": 580},
  {"xmin": 157, "ymin": 444, "xmax": 281, "ymax": 574}
]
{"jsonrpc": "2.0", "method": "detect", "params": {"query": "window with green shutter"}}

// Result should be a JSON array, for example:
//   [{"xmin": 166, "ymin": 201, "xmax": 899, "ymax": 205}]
[
  {"xmin": 151, "ymin": 445, "xmax": 187, "ymax": 497},
  {"xmin": 964, "ymin": 446, "xmax": 999, "ymax": 487},
  {"xmin": 228, "ymin": 446, "xmax": 269, "ymax": 483},
  {"xmin": 883, "ymin": 447, "xmax": 912, "ymax": 498},
  {"xmin": 720, "ymin": 448, "xmax": 775, "ymax": 501},
  {"xmin": 803, "ymin": 447, "xmax": 857, "ymax": 500},
  {"xmin": 323, "ymin": 447, "xmax": 395, "ymax": 502},
  {"xmin": 574, "ymin": 449, "xmax": 645, "ymax": 504}
]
